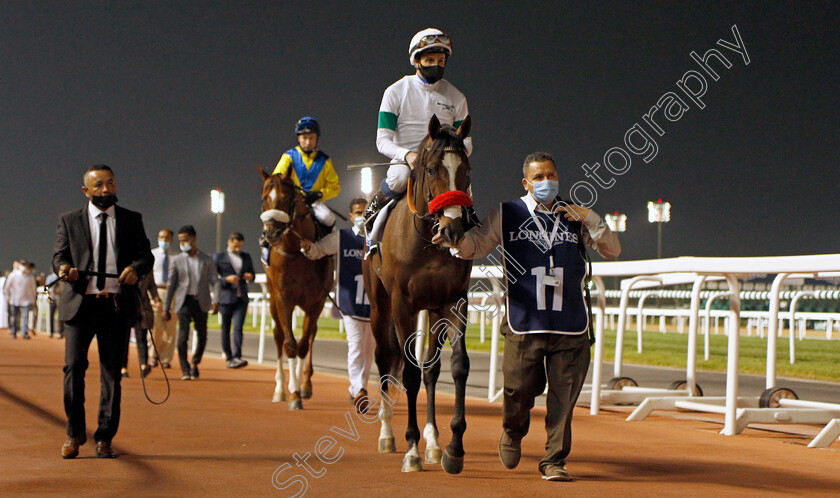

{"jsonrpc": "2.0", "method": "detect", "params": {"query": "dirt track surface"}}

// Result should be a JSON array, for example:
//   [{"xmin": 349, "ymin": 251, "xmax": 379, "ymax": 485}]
[{"xmin": 2, "ymin": 332, "xmax": 839, "ymax": 497}]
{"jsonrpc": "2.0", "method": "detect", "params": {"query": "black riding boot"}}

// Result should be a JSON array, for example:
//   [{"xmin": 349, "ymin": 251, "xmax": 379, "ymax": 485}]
[{"xmin": 364, "ymin": 189, "xmax": 390, "ymax": 233}]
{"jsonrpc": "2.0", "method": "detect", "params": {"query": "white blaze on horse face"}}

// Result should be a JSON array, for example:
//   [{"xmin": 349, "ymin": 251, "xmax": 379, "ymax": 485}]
[
  {"xmin": 268, "ymin": 187, "xmax": 277, "ymax": 202},
  {"xmin": 442, "ymin": 152, "xmax": 463, "ymax": 220}
]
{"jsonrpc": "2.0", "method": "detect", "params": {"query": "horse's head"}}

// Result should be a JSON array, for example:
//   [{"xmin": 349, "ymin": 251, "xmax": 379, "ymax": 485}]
[
  {"xmin": 415, "ymin": 115, "xmax": 472, "ymax": 246},
  {"xmin": 259, "ymin": 167, "xmax": 307, "ymax": 247}
]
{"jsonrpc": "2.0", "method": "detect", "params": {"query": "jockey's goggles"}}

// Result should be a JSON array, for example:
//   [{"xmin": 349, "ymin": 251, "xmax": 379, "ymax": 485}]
[{"xmin": 411, "ymin": 34, "xmax": 452, "ymax": 54}]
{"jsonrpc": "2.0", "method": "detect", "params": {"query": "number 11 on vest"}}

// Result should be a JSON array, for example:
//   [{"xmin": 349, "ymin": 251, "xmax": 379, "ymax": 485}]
[{"xmin": 531, "ymin": 267, "xmax": 564, "ymax": 311}]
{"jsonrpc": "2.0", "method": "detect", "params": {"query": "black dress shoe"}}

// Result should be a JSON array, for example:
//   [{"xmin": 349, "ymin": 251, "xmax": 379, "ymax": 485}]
[
  {"xmin": 190, "ymin": 364, "xmax": 199, "ymax": 379},
  {"xmin": 96, "ymin": 440, "xmax": 117, "ymax": 458},
  {"xmin": 141, "ymin": 365, "xmax": 152, "ymax": 378},
  {"xmin": 162, "ymin": 362, "xmax": 171, "ymax": 369},
  {"xmin": 61, "ymin": 435, "xmax": 86, "ymax": 459}
]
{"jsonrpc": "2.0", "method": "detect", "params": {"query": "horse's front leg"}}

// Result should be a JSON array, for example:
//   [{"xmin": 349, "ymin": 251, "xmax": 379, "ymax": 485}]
[
  {"xmin": 270, "ymin": 296, "xmax": 288, "ymax": 403},
  {"xmin": 440, "ymin": 299, "xmax": 470, "ymax": 474},
  {"xmin": 422, "ymin": 310, "xmax": 444, "ymax": 464},
  {"xmin": 392, "ymin": 293, "xmax": 422, "ymax": 472},
  {"xmin": 275, "ymin": 300, "xmax": 301, "ymax": 410},
  {"xmin": 299, "ymin": 312, "xmax": 318, "ymax": 399}
]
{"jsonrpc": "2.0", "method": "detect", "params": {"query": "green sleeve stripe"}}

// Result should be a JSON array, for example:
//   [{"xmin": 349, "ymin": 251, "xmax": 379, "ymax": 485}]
[
  {"xmin": 378, "ymin": 111, "xmax": 398, "ymax": 130},
  {"xmin": 453, "ymin": 119, "xmax": 464, "ymax": 129}
]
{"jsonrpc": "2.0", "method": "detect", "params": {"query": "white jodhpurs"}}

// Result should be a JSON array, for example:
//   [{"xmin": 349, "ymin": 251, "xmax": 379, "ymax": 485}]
[
  {"xmin": 343, "ymin": 315, "xmax": 375, "ymax": 397},
  {"xmin": 385, "ymin": 163, "xmax": 411, "ymax": 195}
]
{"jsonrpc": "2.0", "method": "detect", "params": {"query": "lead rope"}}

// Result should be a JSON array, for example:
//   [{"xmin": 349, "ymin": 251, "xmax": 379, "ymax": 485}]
[{"xmin": 140, "ymin": 326, "xmax": 170, "ymax": 404}]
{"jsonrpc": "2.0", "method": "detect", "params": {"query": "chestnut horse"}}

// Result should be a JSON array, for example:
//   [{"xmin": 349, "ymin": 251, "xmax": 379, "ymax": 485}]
[
  {"xmin": 363, "ymin": 115, "xmax": 473, "ymax": 474},
  {"xmin": 259, "ymin": 167, "xmax": 333, "ymax": 409}
]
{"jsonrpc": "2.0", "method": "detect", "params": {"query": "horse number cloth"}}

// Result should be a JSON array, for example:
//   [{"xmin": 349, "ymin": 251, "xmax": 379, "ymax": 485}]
[
  {"xmin": 338, "ymin": 228, "xmax": 370, "ymax": 321},
  {"xmin": 500, "ymin": 198, "xmax": 589, "ymax": 334}
]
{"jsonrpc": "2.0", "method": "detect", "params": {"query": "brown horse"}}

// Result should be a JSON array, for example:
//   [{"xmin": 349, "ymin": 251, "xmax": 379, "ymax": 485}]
[
  {"xmin": 363, "ymin": 115, "xmax": 473, "ymax": 474},
  {"xmin": 259, "ymin": 167, "xmax": 333, "ymax": 409}
]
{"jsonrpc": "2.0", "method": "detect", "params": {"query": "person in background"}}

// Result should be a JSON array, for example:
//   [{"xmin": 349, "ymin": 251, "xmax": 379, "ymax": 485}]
[
  {"xmin": 45, "ymin": 272, "xmax": 65, "ymax": 338},
  {"xmin": 149, "ymin": 229, "xmax": 178, "ymax": 369},
  {"xmin": 122, "ymin": 270, "xmax": 158, "ymax": 378},
  {"xmin": 163, "ymin": 225, "xmax": 219, "ymax": 381},
  {"xmin": 4, "ymin": 259, "xmax": 37, "ymax": 339},
  {"xmin": 213, "ymin": 232, "xmax": 254, "ymax": 368},
  {"xmin": 300, "ymin": 198, "xmax": 374, "ymax": 413}
]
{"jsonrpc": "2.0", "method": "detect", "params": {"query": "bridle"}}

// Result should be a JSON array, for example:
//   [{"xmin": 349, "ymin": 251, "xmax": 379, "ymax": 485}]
[
  {"xmin": 262, "ymin": 175, "xmax": 312, "ymax": 255},
  {"xmin": 407, "ymin": 142, "xmax": 470, "ymax": 246}
]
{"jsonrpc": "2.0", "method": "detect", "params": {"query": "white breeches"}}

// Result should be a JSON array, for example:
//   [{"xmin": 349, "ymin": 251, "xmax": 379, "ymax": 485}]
[{"xmin": 343, "ymin": 315, "xmax": 375, "ymax": 397}]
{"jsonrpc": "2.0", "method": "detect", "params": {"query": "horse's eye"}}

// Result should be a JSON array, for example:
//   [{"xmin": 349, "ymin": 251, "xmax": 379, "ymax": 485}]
[{"xmin": 427, "ymin": 167, "xmax": 435, "ymax": 175}]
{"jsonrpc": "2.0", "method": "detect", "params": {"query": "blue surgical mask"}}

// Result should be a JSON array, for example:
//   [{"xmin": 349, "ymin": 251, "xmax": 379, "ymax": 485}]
[
  {"xmin": 158, "ymin": 241, "xmax": 170, "ymax": 250},
  {"xmin": 353, "ymin": 216, "xmax": 365, "ymax": 230},
  {"xmin": 529, "ymin": 179, "xmax": 559, "ymax": 203},
  {"xmin": 180, "ymin": 242, "xmax": 192, "ymax": 252}
]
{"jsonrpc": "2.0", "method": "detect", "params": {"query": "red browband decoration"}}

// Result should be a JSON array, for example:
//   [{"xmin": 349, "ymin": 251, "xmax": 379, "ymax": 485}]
[{"xmin": 428, "ymin": 190, "xmax": 473, "ymax": 214}]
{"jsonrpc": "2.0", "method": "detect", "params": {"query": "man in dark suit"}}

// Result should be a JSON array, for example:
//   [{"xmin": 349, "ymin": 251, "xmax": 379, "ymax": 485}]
[
  {"xmin": 53, "ymin": 165, "xmax": 153, "ymax": 459},
  {"xmin": 213, "ymin": 232, "xmax": 255, "ymax": 368},
  {"xmin": 163, "ymin": 225, "xmax": 219, "ymax": 380}
]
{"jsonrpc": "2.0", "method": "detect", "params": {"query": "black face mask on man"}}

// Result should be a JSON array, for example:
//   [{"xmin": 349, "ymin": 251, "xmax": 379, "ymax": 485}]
[
  {"xmin": 90, "ymin": 193, "xmax": 118, "ymax": 210},
  {"xmin": 418, "ymin": 64, "xmax": 445, "ymax": 84}
]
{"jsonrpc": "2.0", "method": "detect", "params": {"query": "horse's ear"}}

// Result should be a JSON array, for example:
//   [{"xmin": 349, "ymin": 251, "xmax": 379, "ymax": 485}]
[
  {"xmin": 259, "ymin": 165, "xmax": 270, "ymax": 180},
  {"xmin": 457, "ymin": 115, "xmax": 472, "ymax": 140},
  {"xmin": 428, "ymin": 114, "xmax": 441, "ymax": 139}
]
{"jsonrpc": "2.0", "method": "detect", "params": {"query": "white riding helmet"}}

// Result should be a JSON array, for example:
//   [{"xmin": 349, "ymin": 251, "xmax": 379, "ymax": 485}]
[{"xmin": 408, "ymin": 28, "xmax": 453, "ymax": 65}]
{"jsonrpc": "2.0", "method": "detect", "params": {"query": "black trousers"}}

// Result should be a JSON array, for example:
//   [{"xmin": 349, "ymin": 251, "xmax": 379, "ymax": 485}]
[
  {"xmin": 501, "ymin": 325, "xmax": 590, "ymax": 472},
  {"xmin": 177, "ymin": 296, "xmax": 208, "ymax": 374},
  {"xmin": 219, "ymin": 297, "xmax": 248, "ymax": 360},
  {"xmin": 49, "ymin": 301, "xmax": 64, "ymax": 337},
  {"xmin": 63, "ymin": 295, "xmax": 130, "ymax": 442},
  {"xmin": 123, "ymin": 328, "xmax": 150, "ymax": 369}
]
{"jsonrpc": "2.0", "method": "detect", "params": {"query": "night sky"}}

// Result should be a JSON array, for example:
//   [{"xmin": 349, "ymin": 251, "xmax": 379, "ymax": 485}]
[{"xmin": 2, "ymin": 1, "xmax": 839, "ymax": 272}]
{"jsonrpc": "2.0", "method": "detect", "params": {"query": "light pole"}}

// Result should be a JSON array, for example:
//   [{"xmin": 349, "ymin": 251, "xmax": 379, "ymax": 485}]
[
  {"xmin": 211, "ymin": 189, "xmax": 225, "ymax": 253},
  {"xmin": 647, "ymin": 199, "xmax": 670, "ymax": 259},
  {"xmin": 360, "ymin": 167, "xmax": 373, "ymax": 197},
  {"xmin": 605, "ymin": 212, "xmax": 627, "ymax": 233}
]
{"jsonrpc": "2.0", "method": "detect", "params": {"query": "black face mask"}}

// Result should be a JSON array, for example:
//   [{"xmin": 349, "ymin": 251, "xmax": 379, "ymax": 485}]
[
  {"xmin": 418, "ymin": 64, "xmax": 445, "ymax": 84},
  {"xmin": 90, "ymin": 193, "xmax": 118, "ymax": 210}
]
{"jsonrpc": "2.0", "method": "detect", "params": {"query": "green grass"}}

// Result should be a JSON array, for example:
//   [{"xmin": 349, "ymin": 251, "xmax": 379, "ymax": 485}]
[{"xmin": 236, "ymin": 314, "xmax": 840, "ymax": 383}]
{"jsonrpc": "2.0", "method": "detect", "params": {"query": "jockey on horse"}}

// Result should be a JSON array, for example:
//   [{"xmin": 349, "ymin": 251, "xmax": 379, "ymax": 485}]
[
  {"xmin": 365, "ymin": 28, "xmax": 479, "ymax": 233},
  {"xmin": 261, "ymin": 116, "xmax": 341, "ymax": 265}
]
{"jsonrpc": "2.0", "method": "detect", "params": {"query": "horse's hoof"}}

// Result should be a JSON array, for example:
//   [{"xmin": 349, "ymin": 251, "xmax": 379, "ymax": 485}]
[
  {"xmin": 272, "ymin": 391, "xmax": 286, "ymax": 403},
  {"xmin": 300, "ymin": 383, "xmax": 312, "ymax": 400},
  {"xmin": 401, "ymin": 455, "xmax": 423, "ymax": 473},
  {"xmin": 289, "ymin": 392, "xmax": 302, "ymax": 410},
  {"xmin": 425, "ymin": 448, "xmax": 442, "ymax": 464},
  {"xmin": 441, "ymin": 449, "xmax": 464, "ymax": 474},
  {"xmin": 378, "ymin": 437, "xmax": 396, "ymax": 453}
]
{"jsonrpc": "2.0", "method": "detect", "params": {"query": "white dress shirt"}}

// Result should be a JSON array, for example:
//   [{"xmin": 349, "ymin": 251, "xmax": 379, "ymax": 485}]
[
  {"xmin": 227, "ymin": 250, "xmax": 243, "ymax": 274},
  {"xmin": 85, "ymin": 202, "xmax": 119, "ymax": 294},
  {"xmin": 151, "ymin": 246, "xmax": 176, "ymax": 286}
]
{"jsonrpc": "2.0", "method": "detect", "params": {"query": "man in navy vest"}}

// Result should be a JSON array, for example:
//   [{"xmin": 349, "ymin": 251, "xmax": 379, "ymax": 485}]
[
  {"xmin": 433, "ymin": 152, "xmax": 621, "ymax": 481},
  {"xmin": 301, "ymin": 198, "xmax": 374, "ymax": 414}
]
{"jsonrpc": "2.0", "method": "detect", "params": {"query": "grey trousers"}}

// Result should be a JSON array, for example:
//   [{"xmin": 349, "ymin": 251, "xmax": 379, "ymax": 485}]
[{"xmin": 502, "ymin": 325, "xmax": 590, "ymax": 472}]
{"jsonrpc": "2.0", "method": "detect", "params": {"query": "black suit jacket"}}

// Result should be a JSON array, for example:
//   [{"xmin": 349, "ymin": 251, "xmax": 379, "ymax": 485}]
[
  {"xmin": 212, "ymin": 251, "xmax": 255, "ymax": 305},
  {"xmin": 52, "ymin": 204, "xmax": 154, "ymax": 321}
]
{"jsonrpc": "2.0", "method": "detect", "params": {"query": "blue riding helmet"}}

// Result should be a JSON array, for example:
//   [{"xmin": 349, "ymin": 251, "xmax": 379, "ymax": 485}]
[{"xmin": 295, "ymin": 116, "xmax": 320, "ymax": 136}]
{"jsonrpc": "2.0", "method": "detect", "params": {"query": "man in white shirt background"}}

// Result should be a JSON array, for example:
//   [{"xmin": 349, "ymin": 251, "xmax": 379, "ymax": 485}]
[{"xmin": 149, "ymin": 229, "xmax": 178, "ymax": 368}]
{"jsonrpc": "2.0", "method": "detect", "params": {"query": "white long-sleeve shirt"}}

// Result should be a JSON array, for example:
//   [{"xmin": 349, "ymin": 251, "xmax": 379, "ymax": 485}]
[
  {"xmin": 377, "ymin": 75, "xmax": 473, "ymax": 162},
  {"xmin": 452, "ymin": 194, "xmax": 622, "ymax": 261},
  {"xmin": 3, "ymin": 269, "xmax": 37, "ymax": 306},
  {"xmin": 303, "ymin": 226, "xmax": 363, "ymax": 260}
]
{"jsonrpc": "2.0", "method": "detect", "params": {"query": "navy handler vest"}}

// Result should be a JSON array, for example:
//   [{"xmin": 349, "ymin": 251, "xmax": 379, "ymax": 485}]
[
  {"xmin": 337, "ymin": 228, "xmax": 370, "ymax": 320},
  {"xmin": 500, "ymin": 198, "xmax": 588, "ymax": 334}
]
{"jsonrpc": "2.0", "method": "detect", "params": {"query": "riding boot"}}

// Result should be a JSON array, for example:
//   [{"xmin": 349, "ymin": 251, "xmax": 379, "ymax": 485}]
[
  {"xmin": 259, "ymin": 236, "xmax": 270, "ymax": 267},
  {"xmin": 363, "ymin": 189, "xmax": 390, "ymax": 233}
]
